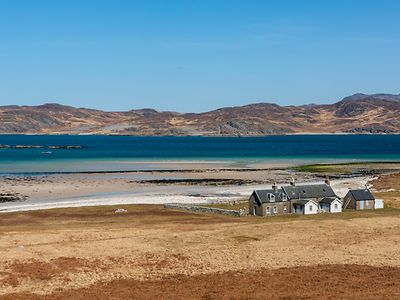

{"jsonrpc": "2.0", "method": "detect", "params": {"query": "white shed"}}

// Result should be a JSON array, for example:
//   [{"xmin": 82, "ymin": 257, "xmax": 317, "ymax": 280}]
[
  {"xmin": 292, "ymin": 199, "xmax": 318, "ymax": 215},
  {"xmin": 319, "ymin": 198, "xmax": 342, "ymax": 213},
  {"xmin": 374, "ymin": 199, "xmax": 384, "ymax": 209}
]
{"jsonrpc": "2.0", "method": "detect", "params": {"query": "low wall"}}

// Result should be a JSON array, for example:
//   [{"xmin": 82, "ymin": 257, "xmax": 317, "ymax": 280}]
[{"xmin": 164, "ymin": 203, "xmax": 247, "ymax": 217}]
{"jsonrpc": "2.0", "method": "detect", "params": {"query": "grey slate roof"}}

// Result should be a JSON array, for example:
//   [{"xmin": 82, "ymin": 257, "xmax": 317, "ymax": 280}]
[
  {"xmin": 348, "ymin": 189, "xmax": 375, "ymax": 201},
  {"xmin": 291, "ymin": 199, "xmax": 316, "ymax": 206},
  {"xmin": 252, "ymin": 188, "xmax": 288, "ymax": 205},
  {"xmin": 320, "ymin": 197, "xmax": 340, "ymax": 204},
  {"xmin": 282, "ymin": 183, "xmax": 338, "ymax": 200}
]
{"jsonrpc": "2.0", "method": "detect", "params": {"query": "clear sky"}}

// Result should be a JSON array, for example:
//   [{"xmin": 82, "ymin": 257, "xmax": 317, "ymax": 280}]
[{"xmin": 1, "ymin": 0, "xmax": 399, "ymax": 112}]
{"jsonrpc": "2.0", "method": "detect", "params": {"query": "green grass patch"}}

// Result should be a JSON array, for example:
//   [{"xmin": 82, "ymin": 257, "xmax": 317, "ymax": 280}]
[
  {"xmin": 293, "ymin": 161, "xmax": 400, "ymax": 174},
  {"xmin": 294, "ymin": 164, "xmax": 350, "ymax": 174}
]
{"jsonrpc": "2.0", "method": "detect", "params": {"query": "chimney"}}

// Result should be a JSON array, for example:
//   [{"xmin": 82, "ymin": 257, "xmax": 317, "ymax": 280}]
[
  {"xmin": 290, "ymin": 178, "xmax": 295, "ymax": 186},
  {"xmin": 325, "ymin": 175, "xmax": 330, "ymax": 186},
  {"xmin": 272, "ymin": 182, "xmax": 278, "ymax": 192}
]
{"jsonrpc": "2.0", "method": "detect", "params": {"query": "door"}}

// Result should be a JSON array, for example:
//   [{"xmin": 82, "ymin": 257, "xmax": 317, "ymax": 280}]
[{"xmin": 359, "ymin": 201, "xmax": 364, "ymax": 210}]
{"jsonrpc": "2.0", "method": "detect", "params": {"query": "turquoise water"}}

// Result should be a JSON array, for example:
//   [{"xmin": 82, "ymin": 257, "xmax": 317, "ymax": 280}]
[{"xmin": 0, "ymin": 135, "xmax": 399, "ymax": 173}]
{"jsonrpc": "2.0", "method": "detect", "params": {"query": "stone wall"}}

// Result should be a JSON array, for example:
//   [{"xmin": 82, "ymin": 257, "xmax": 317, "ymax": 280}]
[{"xmin": 164, "ymin": 203, "xmax": 247, "ymax": 217}]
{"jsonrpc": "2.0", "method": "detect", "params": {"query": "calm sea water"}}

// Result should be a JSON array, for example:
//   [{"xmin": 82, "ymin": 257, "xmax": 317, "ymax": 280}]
[{"xmin": 0, "ymin": 135, "xmax": 399, "ymax": 173}]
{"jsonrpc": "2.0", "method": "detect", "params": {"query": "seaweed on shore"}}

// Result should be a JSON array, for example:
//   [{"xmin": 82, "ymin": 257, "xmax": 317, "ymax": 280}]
[
  {"xmin": 131, "ymin": 178, "xmax": 263, "ymax": 186},
  {"xmin": 0, "ymin": 193, "xmax": 28, "ymax": 203}
]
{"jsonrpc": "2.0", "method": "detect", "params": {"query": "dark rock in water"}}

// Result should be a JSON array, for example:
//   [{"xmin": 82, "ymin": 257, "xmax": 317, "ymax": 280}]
[
  {"xmin": 48, "ymin": 145, "xmax": 83, "ymax": 149},
  {"xmin": 14, "ymin": 145, "xmax": 43, "ymax": 149},
  {"xmin": 0, "ymin": 145, "xmax": 43, "ymax": 149},
  {"xmin": 0, "ymin": 144, "xmax": 83, "ymax": 149}
]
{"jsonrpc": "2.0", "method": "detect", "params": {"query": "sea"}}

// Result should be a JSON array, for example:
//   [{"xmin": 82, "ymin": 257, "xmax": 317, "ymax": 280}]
[{"xmin": 0, "ymin": 134, "xmax": 399, "ymax": 174}]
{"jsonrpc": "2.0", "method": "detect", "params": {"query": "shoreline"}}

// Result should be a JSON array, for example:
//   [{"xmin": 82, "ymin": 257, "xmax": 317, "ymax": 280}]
[
  {"xmin": 1, "ymin": 160, "xmax": 399, "ymax": 213},
  {"xmin": 0, "ymin": 174, "xmax": 371, "ymax": 213}
]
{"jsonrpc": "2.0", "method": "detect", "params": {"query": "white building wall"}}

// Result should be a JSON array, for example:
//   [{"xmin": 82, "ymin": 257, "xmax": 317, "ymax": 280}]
[
  {"xmin": 304, "ymin": 202, "xmax": 318, "ymax": 215},
  {"xmin": 330, "ymin": 199, "xmax": 342, "ymax": 213},
  {"xmin": 375, "ymin": 199, "xmax": 384, "ymax": 209}
]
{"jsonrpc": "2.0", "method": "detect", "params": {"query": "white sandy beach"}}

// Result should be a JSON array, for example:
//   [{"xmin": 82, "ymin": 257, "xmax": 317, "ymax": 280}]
[{"xmin": 0, "ymin": 173, "xmax": 371, "ymax": 213}]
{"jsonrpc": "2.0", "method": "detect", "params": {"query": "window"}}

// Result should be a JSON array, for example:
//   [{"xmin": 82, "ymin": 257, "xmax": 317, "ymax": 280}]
[
  {"xmin": 334, "ymin": 203, "xmax": 338, "ymax": 209},
  {"xmin": 281, "ymin": 193, "xmax": 287, "ymax": 201},
  {"xmin": 267, "ymin": 193, "xmax": 275, "ymax": 202},
  {"xmin": 266, "ymin": 207, "xmax": 270, "ymax": 215},
  {"xmin": 309, "ymin": 205, "xmax": 313, "ymax": 211},
  {"xmin": 273, "ymin": 207, "xmax": 277, "ymax": 214},
  {"xmin": 283, "ymin": 206, "xmax": 287, "ymax": 212}
]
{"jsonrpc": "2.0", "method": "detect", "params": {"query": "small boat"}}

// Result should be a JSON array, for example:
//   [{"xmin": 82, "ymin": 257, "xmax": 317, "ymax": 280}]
[{"xmin": 41, "ymin": 151, "xmax": 52, "ymax": 155}]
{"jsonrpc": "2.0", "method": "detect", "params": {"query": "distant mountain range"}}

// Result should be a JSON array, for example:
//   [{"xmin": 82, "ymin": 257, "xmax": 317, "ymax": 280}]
[{"xmin": 0, "ymin": 93, "xmax": 399, "ymax": 136}]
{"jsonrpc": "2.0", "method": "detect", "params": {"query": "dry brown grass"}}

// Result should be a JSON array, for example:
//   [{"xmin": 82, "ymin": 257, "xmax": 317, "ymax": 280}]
[
  {"xmin": 370, "ymin": 172, "xmax": 400, "ymax": 207},
  {"xmin": 0, "ymin": 204, "xmax": 399, "ymax": 299},
  {"xmin": 3, "ymin": 265, "xmax": 400, "ymax": 300}
]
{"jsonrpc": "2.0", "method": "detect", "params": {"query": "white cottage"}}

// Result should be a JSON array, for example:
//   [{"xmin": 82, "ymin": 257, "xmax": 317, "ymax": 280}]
[
  {"xmin": 319, "ymin": 198, "xmax": 342, "ymax": 213},
  {"xmin": 292, "ymin": 199, "xmax": 318, "ymax": 215}
]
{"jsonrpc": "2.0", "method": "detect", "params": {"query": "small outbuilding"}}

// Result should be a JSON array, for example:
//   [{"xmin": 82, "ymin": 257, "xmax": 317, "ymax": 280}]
[
  {"xmin": 319, "ymin": 197, "xmax": 342, "ymax": 213},
  {"xmin": 291, "ymin": 199, "xmax": 318, "ymax": 215},
  {"xmin": 343, "ymin": 189, "xmax": 375, "ymax": 210}
]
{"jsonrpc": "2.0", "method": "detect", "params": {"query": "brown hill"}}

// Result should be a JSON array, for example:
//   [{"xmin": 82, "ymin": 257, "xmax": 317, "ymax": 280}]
[{"xmin": 0, "ymin": 94, "xmax": 399, "ymax": 135}]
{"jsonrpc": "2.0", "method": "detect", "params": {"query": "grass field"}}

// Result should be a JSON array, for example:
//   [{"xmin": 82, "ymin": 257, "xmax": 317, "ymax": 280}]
[{"xmin": 1, "ymin": 202, "xmax": 400, "ymax": 299}]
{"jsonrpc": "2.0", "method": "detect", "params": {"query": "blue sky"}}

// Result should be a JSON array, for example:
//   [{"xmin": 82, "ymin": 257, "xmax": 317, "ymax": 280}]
[{"xmin": 0, "ymin": 0, "xmax": 399, "ymax": 112}]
